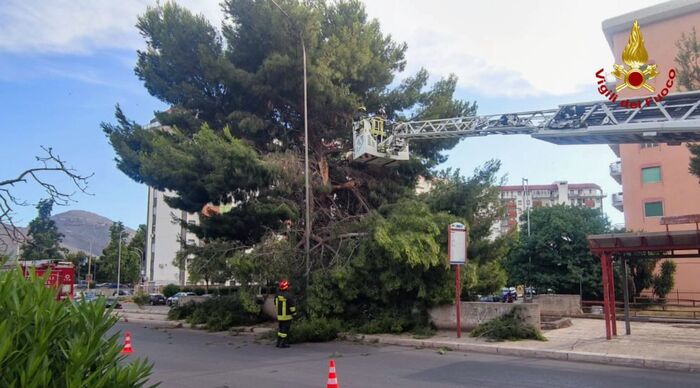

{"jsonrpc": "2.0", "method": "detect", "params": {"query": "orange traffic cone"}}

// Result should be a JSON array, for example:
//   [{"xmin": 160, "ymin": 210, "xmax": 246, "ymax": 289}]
[
  {"xmin": 326, "ymin": 359, "xmax": 339, "ymax": 388},
  {"xmin": 121, "ymin": 331, "xmax": 133, "ymax": 355}
]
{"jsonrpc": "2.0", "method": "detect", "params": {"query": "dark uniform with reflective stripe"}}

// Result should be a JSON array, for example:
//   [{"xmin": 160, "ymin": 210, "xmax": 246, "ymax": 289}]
[{"xmin": 274, "ymin": 291, "xmax": 296, "ymax": 347}]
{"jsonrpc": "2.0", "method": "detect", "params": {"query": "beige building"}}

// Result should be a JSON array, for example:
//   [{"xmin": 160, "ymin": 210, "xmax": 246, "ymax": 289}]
[
  {"xmin": 495, "ymin": 182, "xmax": 605, "ymax": 237},
  {"xmin": 603, "ymin": 0, "xmax": 700, "ymax": 298}
]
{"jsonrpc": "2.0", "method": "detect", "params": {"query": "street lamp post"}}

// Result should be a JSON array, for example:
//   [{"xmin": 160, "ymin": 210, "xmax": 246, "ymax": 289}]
[
  {"xmin": 269, "ymin": 0, "xmax": 311, "ymax": 287},
  {"xmin": 117, "ymin": 230, "xmax": 128, "ymax": 297},
  {"xmin": 522, "ymin": 178, "xmax": 531, "ymax": 298}
]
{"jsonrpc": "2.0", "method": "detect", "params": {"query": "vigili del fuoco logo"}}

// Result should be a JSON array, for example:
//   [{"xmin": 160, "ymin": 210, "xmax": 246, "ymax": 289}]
[{"xmin": 595, "ymin": 20, "xmax": 676, "ymax": 109}]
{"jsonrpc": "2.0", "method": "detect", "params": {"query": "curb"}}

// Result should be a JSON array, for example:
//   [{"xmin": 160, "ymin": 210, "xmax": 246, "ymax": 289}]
[
  {"xmin": 359, "ymin": 335, "xmax": 700, "ymax": 373},
  {"xmin": 118, "ymin": 317, "xmax": 183, "ymax": 328}
]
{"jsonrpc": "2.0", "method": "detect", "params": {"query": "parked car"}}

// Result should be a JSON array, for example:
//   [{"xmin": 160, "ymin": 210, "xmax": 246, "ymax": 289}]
[
  {"xmin": 104, "ymin": 297, "xmax": 122, "ymax": 309},
  {"xmin": 112, "ymin": 289, "xmax": 132, "ymax": 297},
  {"xmin": 524, "ymin": 286, "xmax": 537, "ymax": 298},
  {"xmin": 149, "ymin": 293, "xmax": 166, "ymax": 305},
  {"xmin": 501, "ymin": 287, "xmax": 517, "ymax": 303},
  {"xmin": 166, "ymin": 292, "xmax": 195, "ymax": 306}
]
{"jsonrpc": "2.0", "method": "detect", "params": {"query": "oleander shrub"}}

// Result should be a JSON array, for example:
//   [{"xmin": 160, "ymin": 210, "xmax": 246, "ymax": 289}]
[{"xmin": 0, "ymin": 268, "xmax": 156, "ymax": 387}]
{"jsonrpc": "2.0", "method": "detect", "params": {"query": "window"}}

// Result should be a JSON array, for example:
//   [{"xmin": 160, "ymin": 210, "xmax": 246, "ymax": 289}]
[
  {"xmin": 644, "ymin": 201, "xmax": 663, "ymax": 217},
  {"xmin": 641, "ymin": 143, "xmax": 659, "ymax": 149},
  {"xmin": 641, "ymin": 166, "xmax": 661, "ymax": 183}
]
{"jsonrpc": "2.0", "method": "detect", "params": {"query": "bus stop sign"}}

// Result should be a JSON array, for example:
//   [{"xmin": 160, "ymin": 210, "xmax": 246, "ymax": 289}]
[{"xmin": 448, "ymin": 222, "xmax": 467, "ymax": 265}]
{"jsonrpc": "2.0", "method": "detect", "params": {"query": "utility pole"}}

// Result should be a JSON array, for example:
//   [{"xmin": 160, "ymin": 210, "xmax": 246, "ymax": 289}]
[{"xmin": 269, "ymin": 0, "xmax": 311, "ymax": 288}]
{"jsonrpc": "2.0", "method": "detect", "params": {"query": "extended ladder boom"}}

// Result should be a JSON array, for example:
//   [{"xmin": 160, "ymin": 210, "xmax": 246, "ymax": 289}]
[
  {"xmin": 352, "ymin": 90, "xmax": 700, "ymax": 166},
  {"xmin": 393, "ymin": 110, "xmax": 557, "ymax": 140}
]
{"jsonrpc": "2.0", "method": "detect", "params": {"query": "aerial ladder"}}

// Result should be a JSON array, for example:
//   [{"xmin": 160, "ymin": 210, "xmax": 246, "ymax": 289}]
[{"xmin": 352, "ymin": 90, "xmax": 700, "ymax": 166}]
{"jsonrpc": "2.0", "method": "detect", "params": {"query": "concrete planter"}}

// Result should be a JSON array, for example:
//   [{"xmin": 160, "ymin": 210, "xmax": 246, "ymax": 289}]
[
  {"xmin": 533, "ymin": 294, "xmax": 582, "ymax": 316},
  {"xmin": 429, "ymin": 302, "xmax": 540, "ymax": 330}
]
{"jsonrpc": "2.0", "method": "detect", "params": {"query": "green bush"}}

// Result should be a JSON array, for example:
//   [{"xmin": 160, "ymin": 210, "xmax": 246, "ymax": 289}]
[
  {"xmin": 162, "ymin": 283, "xmax": 180, "ymax": 298},
  {"xmin": 0, "ymin": 268, "xmax": 155, "ymax": 387},
  {"xmin": 470, "ymin": 307, "xmax": 546, "ymax": 342},
  {"xmin": 133, "ymin": 292, "xmax": 150, "ymax": 307},
  {"xmin": 358, "ymin": 313, "xmax": 413, "ymax": 334},
  {"xmin": 289, "ymin": 317, "xmax": 344, "ymax": 344}
]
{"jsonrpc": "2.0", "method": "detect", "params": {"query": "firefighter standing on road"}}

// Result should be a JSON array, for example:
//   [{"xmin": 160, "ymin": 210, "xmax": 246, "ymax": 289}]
[{"xmin": 274, "ymin": 279, "xmax": 296, "ymax": 348}]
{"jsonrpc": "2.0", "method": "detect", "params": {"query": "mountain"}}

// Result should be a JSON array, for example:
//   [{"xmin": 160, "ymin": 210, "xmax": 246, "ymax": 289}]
[{"xmin": 1, "ymin": 210, "xmax": 136, "ymax": 257}]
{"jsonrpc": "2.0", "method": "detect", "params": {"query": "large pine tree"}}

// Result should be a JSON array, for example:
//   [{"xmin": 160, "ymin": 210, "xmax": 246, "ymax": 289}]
[
  {"xmin": 21, "ymin": 199, "xmax": 66, "ymax": 261},
  {"xmin": 103, "ymin": 1, "xmax": 476, "ymax": 289}
]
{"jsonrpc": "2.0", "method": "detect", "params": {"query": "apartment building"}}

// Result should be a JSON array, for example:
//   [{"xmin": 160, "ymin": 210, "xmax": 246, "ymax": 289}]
[
  {"xmin": 603, "ymin": 1, "xmax": 700, "ymax": 297},
  {"xmin": 144, "ymin": 187, "xmax": 200, "ymax": 287},
  {"xmin": 495, "ymin": 181, "xmax": 605, "ymax": 237}
]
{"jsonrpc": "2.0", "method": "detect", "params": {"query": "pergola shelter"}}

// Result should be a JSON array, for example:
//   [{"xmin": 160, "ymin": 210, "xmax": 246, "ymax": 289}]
[{"xmin": 587, "ymin": 215, "xmax": 700, "ymax": 340}]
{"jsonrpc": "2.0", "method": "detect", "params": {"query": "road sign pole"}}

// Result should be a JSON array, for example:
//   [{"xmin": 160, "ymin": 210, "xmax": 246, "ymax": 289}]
[
  {"xmin": 448, "ymin": 222, "xmax": 467, "ymax": 339},
  {"xmin": 456, "ymin": 264, "xmax": 461, "ymax": 338}
]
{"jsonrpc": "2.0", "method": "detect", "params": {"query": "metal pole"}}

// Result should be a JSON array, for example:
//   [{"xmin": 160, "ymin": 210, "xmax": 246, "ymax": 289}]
[
  {"xmin": 601, "ymin": 253, "xmax": 611, "ymax": 340},
  {"xmin": 87, "ymin": 255, "xmax": 92, "ymax": 290},
  {"xmin": 608, "ymin": 256, "xmax": 617, "ymax": 336},
  {"xmin": 117, "ymin": 231, "xmax": 123, "ymax": 297},
  {"xmin": 623, "ymin": 258, "xmax": 631, "ymax": 335},
  {"xmin": 268, "ymin": 0, "xmax": 311, "ymax": 289},
  {"xmin": 456, "ymin": 264, "xmax": 461, "ymax": 338},
  {"xmin": 302, "ymin": 35, "xmax": 311, "ymax": 289},
  {"xmin": 523, "ymin": 178, "xmax": 531, "ymax": 298}
]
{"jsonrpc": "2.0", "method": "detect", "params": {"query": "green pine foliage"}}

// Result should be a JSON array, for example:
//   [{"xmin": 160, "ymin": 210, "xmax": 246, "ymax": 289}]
[
  {"xmin": 424, "ymin": 161, "xmax": 511, "ymax": 298},
  {"xmin": 101, "ymin": 0, "xmax": 506, "ymax": 336},
  {"xmin": 0, "ymin": 269, "xmax": 155, "ymax": 387},
  {"xmin": 168, "ymin": 295, "xmax": 265, "ymax": 331},
  {"xmin": 20, "ymin": 199, "xmax": 67, "ymax": 261},
  {"xmin": 102, "ymin": 0, "xmax": 474, "ymax": 255},
  {"xmin": 470, "ymin": 307, "xmax": 546, "ymax": 342}
]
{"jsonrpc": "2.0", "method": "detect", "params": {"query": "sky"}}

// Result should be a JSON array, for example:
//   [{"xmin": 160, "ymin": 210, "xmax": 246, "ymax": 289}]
[{"xmin": 0, "ymin": 0, "xmax": 668, "ymax": 229}]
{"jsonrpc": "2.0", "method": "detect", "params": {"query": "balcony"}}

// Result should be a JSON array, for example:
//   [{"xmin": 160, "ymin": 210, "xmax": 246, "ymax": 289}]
[
  {"xmin": 609, "ymin": 161, "xmax": 622, "ymax": 184},
  {"xmin": 612, "ymin": 192, "xmax": 623, "ymax": 212}
]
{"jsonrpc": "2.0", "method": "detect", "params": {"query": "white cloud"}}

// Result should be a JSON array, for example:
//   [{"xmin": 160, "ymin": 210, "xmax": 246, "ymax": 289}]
[
  {"xmin": 0, "ymin": 0, "xmax": 666, "ymax": 96},
  {"xmin": 0, "ymin": 0, "xmax": 223, "ymax": 53}
]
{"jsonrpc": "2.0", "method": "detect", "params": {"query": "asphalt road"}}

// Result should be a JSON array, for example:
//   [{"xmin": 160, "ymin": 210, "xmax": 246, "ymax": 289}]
[{"xmin": 115, "ymin": 322, "xmax": 699, "ymax": 388}]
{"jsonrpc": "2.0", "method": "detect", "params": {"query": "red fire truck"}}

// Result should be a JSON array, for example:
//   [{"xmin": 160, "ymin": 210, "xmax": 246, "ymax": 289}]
[{"xmin": 20, "ymin": 260, "xmax": 75, "ymax": 301}]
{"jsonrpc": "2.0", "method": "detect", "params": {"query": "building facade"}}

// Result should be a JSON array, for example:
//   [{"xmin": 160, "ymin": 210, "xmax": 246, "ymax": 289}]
[
  {"xmin": 144, "ymin": 187, "xmax": 200, "ymax": 287},
  {"xmin": 603, "ymin": 1, "xmax": 700, "ymax": 298},
  {"xmin": 495, "ymin": 182, "xmax": 605, "ymax": 237}
]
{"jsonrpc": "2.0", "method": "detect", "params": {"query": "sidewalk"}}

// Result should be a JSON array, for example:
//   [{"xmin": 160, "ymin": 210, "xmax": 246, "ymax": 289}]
[{"xmin": 359, "ymin": 318, "xmax": 700, "ymax": 372}]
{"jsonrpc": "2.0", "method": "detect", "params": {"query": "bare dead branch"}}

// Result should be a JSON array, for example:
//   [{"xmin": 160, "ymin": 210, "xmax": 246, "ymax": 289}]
[{"xmin": 0, "ymin": 146, "xmax": 92, "ymax": 247}]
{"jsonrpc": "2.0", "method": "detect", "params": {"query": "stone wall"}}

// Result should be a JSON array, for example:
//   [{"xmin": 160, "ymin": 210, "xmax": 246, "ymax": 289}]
[
  {"xmin": 533, "ymin": 294, "xmax": 582, "ymax": 316},
  {"xmin": 429, "ymin": 302, "xmax": 540, "ymax": 330}
]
